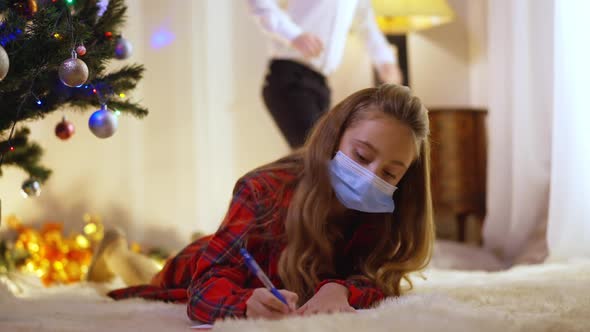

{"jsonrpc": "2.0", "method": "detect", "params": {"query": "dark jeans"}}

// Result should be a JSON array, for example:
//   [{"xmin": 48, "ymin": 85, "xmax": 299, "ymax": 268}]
[{"xmin": 262, "ymin": 59, "xmax": 331, "ymax": 149}]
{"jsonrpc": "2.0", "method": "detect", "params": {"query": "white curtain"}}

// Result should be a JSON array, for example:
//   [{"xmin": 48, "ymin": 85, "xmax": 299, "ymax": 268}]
[
  {"xmin": 546, "ymin": 1, "xmax": 590, "ymax": 259},
  {"xmin": 483, "ymin": 0, "xmax": 553, "ymax": 263},
  {"xmin": 484, "ymin": 0, "xmax": 590, "ymax": 263}
]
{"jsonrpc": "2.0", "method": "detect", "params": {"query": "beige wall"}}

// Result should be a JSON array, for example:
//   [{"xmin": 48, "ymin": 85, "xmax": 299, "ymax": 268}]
[
  {"xmin": 408, "ymin": 0, "xmax": 488, "ymax": 108},
  {"xmin": 0, "ymin": 0, "xmax": 486, "ymax": 249}
]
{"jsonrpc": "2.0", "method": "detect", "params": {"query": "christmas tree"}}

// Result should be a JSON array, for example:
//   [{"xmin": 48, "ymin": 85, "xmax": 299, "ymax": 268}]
[{"xmin": 0, "ymin": 0, "xmax": 147, "ymax": 192}]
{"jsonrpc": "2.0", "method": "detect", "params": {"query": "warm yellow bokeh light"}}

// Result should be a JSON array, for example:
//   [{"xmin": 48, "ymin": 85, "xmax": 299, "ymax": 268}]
[{"xmin": 371, "ymin": 0, "xmax": 454, "ymax": 34}]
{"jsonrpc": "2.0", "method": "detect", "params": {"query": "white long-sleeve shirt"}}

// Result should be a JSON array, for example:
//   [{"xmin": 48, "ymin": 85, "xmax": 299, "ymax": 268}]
[{"xmin": 247, "ymin": 0, "xmax": 396, "ymax": 76}]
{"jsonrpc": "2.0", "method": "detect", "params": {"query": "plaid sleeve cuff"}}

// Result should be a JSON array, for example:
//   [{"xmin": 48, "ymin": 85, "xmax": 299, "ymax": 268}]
[{"xmin": 187, "ymin": 288, "xmax": 255, "ymax": 324}]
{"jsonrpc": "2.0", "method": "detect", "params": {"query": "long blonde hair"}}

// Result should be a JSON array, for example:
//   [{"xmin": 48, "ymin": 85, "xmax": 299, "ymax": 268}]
[{"xmin": 255, "ymin": 84, "xmax": 434, "ymax": 303}]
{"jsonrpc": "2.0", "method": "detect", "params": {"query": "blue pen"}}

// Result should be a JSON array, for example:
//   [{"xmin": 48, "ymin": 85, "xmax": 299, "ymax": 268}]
[{"xmin": 239, "ymin": 247, "xmax": 289, "ymax": 306}]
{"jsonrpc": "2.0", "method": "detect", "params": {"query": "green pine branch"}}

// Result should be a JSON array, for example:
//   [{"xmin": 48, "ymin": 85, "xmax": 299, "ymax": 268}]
[{"xmin": 0, "ymin": 127, "xmax": 51, "ymax": 182}]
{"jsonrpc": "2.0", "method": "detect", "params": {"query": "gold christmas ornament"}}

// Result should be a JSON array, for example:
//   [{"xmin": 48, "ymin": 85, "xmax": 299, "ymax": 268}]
[{"xmin": 13, "ymin": 0, "xmax": 38, "ymax": 19}]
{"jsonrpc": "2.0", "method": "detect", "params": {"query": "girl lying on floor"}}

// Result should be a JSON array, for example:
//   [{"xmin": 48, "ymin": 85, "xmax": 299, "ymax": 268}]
[{"xmin": 87, "ymin": 84, "xmax": 434, "ymax": 324}]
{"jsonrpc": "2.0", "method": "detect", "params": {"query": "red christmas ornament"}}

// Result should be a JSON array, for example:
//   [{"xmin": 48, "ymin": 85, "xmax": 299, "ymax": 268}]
[
  {"xmin": 104, "ymin": 31, "xmax": 113, "ymax": 39},
  {"xmin": 76, "ymin": 45, "xmax": 87, "ymax": 56},
  {"xmin": 55, "ymin": 117, "xmax": 75, "ymax": 140}
]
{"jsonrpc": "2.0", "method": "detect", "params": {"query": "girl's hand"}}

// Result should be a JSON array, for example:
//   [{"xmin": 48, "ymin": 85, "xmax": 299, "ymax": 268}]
[
  {"xmin": 297, "ymin": 282, "xmax": 355, "ymax": 316},
  {"xmin": 246, "ymin": 288, "xmax": 298, "ymax": 320},
  {"xmin": 292, "ymin": 32, "xmax": 324, "ymax": 58}
]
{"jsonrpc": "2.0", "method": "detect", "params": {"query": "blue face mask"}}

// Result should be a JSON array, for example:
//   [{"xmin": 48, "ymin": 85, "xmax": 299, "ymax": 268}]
[{"xmin": 328, "ymin": 151, "xmax": 397, "ymax": 213}]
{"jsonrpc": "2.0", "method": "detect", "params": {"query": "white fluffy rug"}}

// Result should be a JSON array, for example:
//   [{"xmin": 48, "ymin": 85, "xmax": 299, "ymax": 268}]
[
  {"xmin": 1, "ymin": 242, "xmax": 589, "ymax": 332},
  {"xmin": 216, "ymin": 259, "xmax": 590, "ymax": 332}
]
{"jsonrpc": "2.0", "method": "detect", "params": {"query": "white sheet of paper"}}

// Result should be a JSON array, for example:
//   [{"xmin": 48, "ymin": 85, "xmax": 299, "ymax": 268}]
[{"xmin": 191, "ymin": 324, "xmax": 213, "ymax": 329}]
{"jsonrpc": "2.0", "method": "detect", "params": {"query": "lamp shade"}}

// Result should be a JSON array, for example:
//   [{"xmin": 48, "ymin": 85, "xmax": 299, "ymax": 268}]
[{"xmin": 372, "ymin": 0, "xmax": 455, "ymax": 34}]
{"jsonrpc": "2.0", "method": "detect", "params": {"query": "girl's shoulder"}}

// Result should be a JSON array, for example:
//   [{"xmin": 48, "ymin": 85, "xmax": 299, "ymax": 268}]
[
  {"xmin": 236, "ymin": 166, "xmax": 300, "ymax": 197},
  {"xmin": 226, "ymin": 168, "xmax": 298, "ymax": 221},
  {"xmin": 237, "ymin": 152, "xmax": 304, "ymax": 195},
  {"xmin": 236, "ymin": 167, "xmax": 298, "ymax": 236}
]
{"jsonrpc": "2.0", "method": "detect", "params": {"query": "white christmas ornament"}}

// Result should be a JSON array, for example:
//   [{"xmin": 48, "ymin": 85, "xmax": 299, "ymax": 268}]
[{"xmin": 0, "ymin": 45, "xmax": 9, "ymax": 81}]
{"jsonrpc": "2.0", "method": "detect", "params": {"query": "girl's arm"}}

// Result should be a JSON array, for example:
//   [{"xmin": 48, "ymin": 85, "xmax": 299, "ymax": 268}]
[
  {"xmin": 187, "ymin": 177, "xmax": 263, "ymax": 323},
  {"xmin": 315, "ymin": 277, "xmax": 384, "ymax": 309}
]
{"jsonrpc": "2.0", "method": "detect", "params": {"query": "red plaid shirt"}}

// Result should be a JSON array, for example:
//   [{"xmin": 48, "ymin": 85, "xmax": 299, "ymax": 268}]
[{"xmin": 108, "ymin": 168, "xmax": 384, "ymax": 324}]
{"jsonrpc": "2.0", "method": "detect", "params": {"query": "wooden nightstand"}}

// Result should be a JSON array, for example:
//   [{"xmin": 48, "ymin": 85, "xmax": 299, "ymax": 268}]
[{"xmin": 428, "ymin": 108, "xmax": 487, "ymax": 242}]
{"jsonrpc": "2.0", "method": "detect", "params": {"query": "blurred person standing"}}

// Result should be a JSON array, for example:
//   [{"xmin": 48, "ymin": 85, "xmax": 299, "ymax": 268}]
[{"xmin": 248, "ymin": 0, "xmax": 402, "ymax": 149}]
